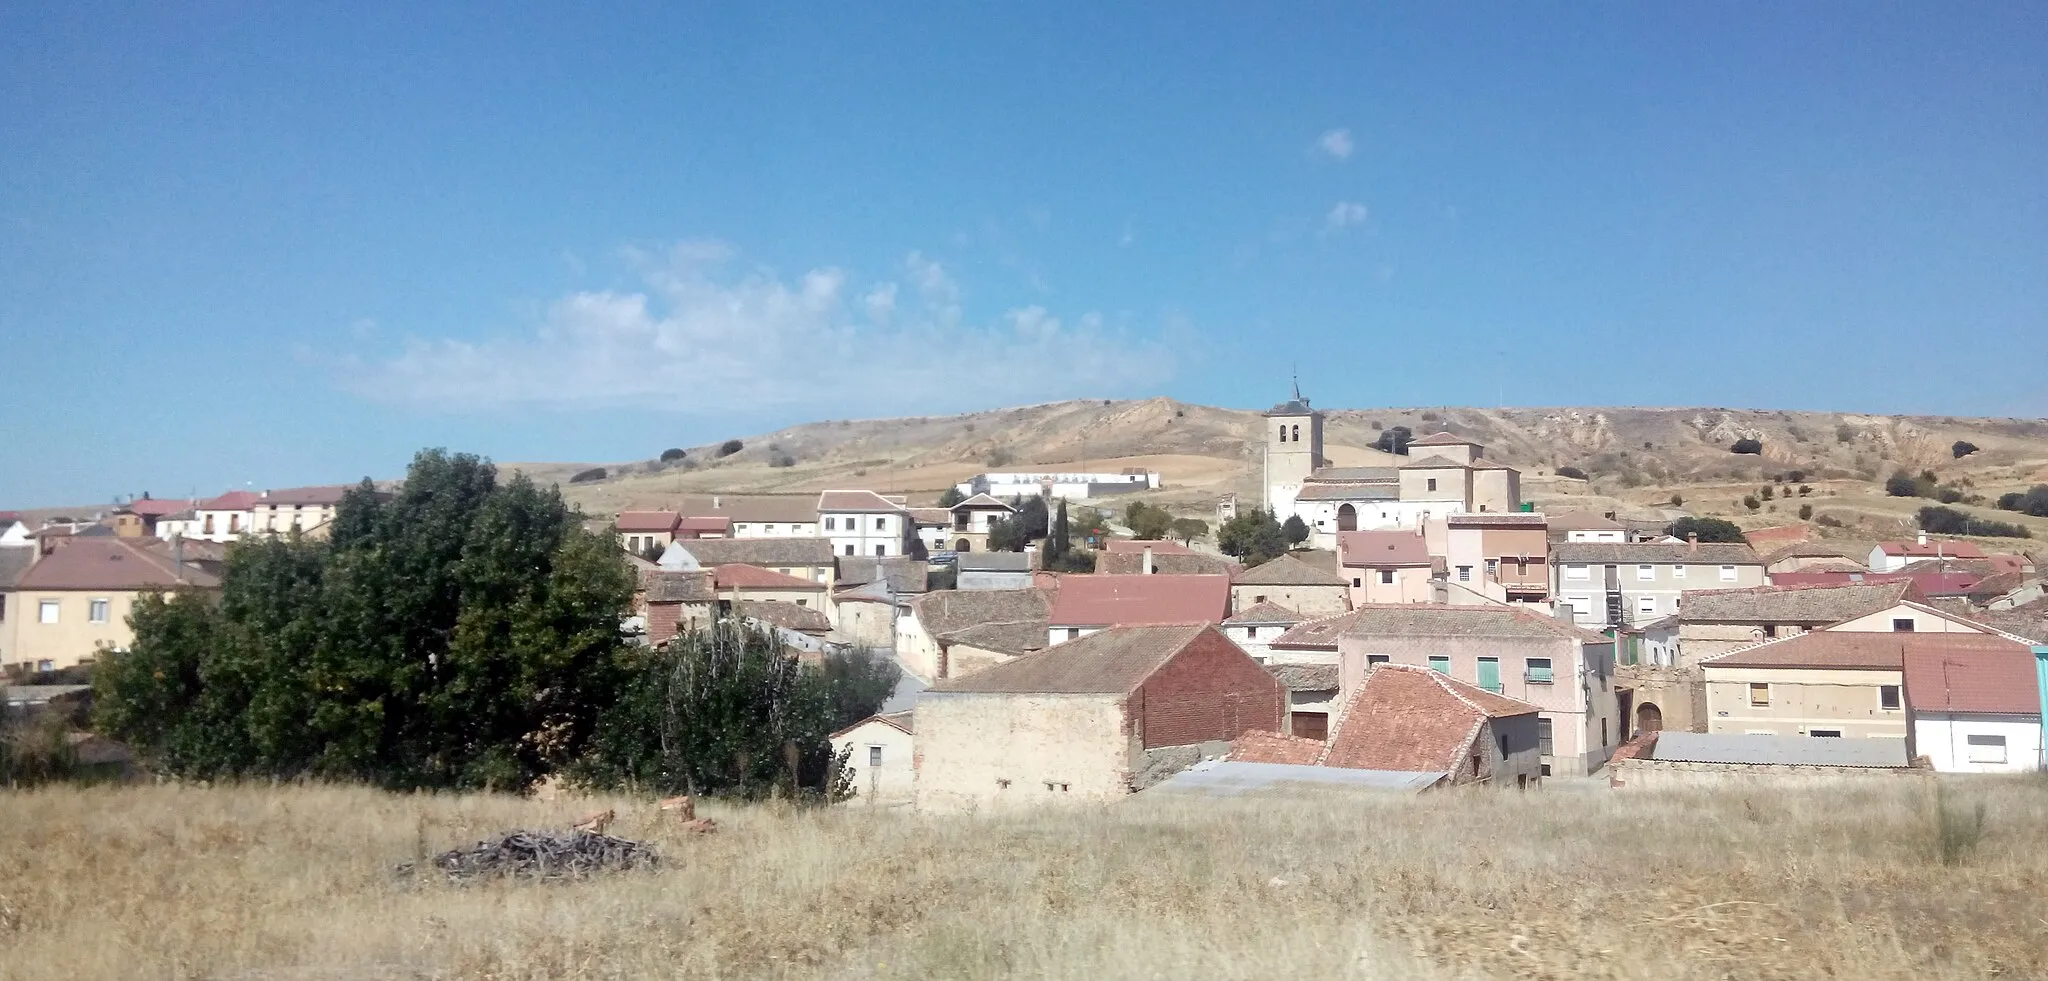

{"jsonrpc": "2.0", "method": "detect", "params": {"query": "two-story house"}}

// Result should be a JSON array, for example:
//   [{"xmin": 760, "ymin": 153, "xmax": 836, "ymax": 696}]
[
  {"xmin": 943, "ymin": 493, "xmax": 1018, "ymax": 553},
  {"xmin": 1700, "ymin": 631, "xmax": 2027, "ymax": 741},
  {"xmin": 1444, "ymin": 513, "xmax": 1549, "ymax": 602},
  {"xmin": 1, "ymin": 538, "xmax": 220, "ymax": 674},
  {"xmin": 1544, "ymin": 510, "xmax": 1626, "ymax": 543},
  {"xmin": 818, "ymin": 490, "xmax": 914, "ymax": 557},
  {"xmin": 248, "ymin": 486, "xmax": 352, "ymax": 537},
  {"xmin": 671, "ymin": 495, "xmax": 819, "ymax": 538},
  {"xmin": 1869, "ymin": 535, "xmax": 1985, "ymax": 573},
  {"xmin": 1551, "ymin": 539, "xmax": 1766, "ymax": 629},
  {"xmin": 616, "ymin": 511, "xmax": 681, "ymax": 556},
  {"xmin": 1337, "ymin": 530, "xmax": 1436, "ymax": 605}
]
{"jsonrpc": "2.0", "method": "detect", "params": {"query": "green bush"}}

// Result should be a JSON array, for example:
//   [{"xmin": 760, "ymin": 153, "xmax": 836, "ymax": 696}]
[
  {"xmin": 659, "ymin": 447, "xmax": 687, "ymax": 462},
  {"xmin": 1730, "ymin": 438, "xmax": 1764, "ymax": 455},
  {"xmin": 569, "ymin": 467, "xmax": 608, "ymax": 483},
  {"xmin": 1917, "ymin": 506, "xmax": 2030, "ymax": 539},
  {"xmin": 717, "ymin": 439, "xmax": 744, "ymax": 457},
  {"xmin": 1556, "ymin": 466, "xmax": 1588, "ymax": 481},
  {"xmin": 1667, "ymin": 517, "xmax": 1745, "ymax": 543},
  {"xmin": 1952, "ymin": 441, "xmax": 1979, "ymax": 459}
]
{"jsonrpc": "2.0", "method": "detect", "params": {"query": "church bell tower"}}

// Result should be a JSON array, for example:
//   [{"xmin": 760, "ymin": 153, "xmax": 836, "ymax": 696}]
[{"xmin": 1263, "ymin": 377, "xmax": 1324, "ymax": 516}]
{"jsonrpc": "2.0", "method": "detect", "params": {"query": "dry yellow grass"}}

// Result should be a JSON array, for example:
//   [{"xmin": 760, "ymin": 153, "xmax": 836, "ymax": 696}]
[{"xmin": 3, "ymin": 779, "xmax": 2046, "ymax": 980}]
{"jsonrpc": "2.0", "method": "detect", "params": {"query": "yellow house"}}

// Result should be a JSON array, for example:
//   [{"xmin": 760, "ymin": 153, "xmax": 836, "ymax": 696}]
[
  {"xmin": 0, "ymin": 538, "xmax": 220, "ymax": 674},
  {"xmin": 1700, "ymin": 631, "xmax": 2021, "ymax": 740}
]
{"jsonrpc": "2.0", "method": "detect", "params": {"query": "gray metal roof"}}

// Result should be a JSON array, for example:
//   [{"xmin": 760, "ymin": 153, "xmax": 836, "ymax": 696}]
[
  {"xmin": 956, "ymin": 552, "xmax": 1032, "ymax": 572},
  {"xmin": 3, "ymin": 685, "xmax": 92, "ymax": 705},
  {"xmin": 1147, "ymin": 760, "xmax": 1443, "ymax": 797},
  {"xmin": 1648, "ymin": 731, "xmax": 1910, "ymax": 768}
]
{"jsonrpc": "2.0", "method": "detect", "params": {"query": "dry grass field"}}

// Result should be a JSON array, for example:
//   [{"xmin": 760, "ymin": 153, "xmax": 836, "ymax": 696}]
[{"xmin": 4, "ymin": 778, "xmax": 2046, "ymax": 980}]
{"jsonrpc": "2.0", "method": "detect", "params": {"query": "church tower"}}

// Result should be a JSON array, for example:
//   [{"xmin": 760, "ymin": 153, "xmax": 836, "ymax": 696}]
[{"xmin": 1262, "ymin": 378, "xmax": 1324, "ymax": 517}]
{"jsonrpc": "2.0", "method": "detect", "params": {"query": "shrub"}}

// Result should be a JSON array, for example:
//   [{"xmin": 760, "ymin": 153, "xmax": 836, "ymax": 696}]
[
  {"xmin": 1667, "ymin": 517, "xmax": 1745, "ymax": 543},
  {"xmin": 1556, "ymin": 466, "xmax": 1588, "ymax": 481},
  {"xmin": 569, "ymin": 467, "xmax": 608, "ymax": 483},
  {"xmin": 1935, "ymin": 787, "xmax": 1987, "ymax": 866},
  {"xmin": 769, "ymin": 452, "xmax": 796, "ymax": 468},
  {"xmin": 659, "ymin": 448, "xmax": 687, "ymax": 462},
  {"xmin": 1798, "ymin": 485, "xmax": 1812, "ymax": 497},
  {"xmin": 1836, "ymin": 424, "xmax": 1856, "ymax": 443},
  {"xmin": 1798, "ymin": 504, "xmax": 1813, "ymax": 520},
  {"xmin": 1420, "ymin": 410, "xmax": 1440, "ymax": 422},
  {"xmin": 1742, "ymin": 495, "xmax": 1760, "ymax": 511},
  {"xmin": 1885, "ymin": 472, "xmax": 1920, "ymax": 497},
  {"xmin": 1785, "ymin": 470, "xmax": 1806, "ymax": 483},
  {"xmin": 1952, "ymin": 441, "xmax": 1979, "ymax": 459},
  {"xmin": 1731, "ymin": 438, "xmax": 1764, "ymax": 455},
  {"xmin": 1817, "ymin": 514, "xmax": 1844, "ymax": 527},
  {"xmin": 717, "ymin": 439, "xmax": 744, "ymax": 457},
  {"xmin": 1917, "ymin": 506, "xmax": 2030, "ymax": 539},
  {"xmin": 1936, "ymin": 487, "xmax": 1964, "ymax": 504},
  {"xmin": 1760, "ymin": 486, "xmax": 1774, "ymax": 501},
  {"xmin": 1669, "ymin": 493, "xmax": 1685, "ymax": 507},
  {"xmin": 1997, "ymin": 485, "xmax": 2048, "ymax": 517}
]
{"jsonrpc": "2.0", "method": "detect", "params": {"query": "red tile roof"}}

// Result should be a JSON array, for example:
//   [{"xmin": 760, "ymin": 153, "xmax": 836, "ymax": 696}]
[
  {"xmin": 1320, "ymin": 665, "xmax": 1537, "ymax": 772},
  {"xmin": 1706, "ymin": 630, "xmax": 2028, "ymax": 671},
  {"xmin": 1878, "ymin": 540, "xmax": 1986, "ymax": 559},
  {"xmin": 676, "ymin": 516, "xmax": 731, "ymax": 533},
  {"xmin": 1338, "ymin": 530, "xmax": 1432, "ymax": 567},
  {"xmin": 816, "ymin": 490, "xmax": 906, "ymax": 513},
  {"xmin": 616, "ymin": 510, "xmax": 681, "ymax": 532},
  {"xmin": 1104, "ymin": 539, "xmax": 1193, "ymax": 554},
  {"xmin": 1902, "ymin": 646, "xmax": 2042, "ymax": 715},
  {"xmin": 1229, "ymin": 730, "xmax": 1325, "ymax": 765},
  {"xmin": 119, "ymin": 498, "xmax": 192, "ymax": 518},
  {"xmin": 197, "ymin": 491, "xmax": 263, "ymax": 511},
  {"xmin": 14, "ymin": 538, "xmax": 220, "ymax": 590},
  {"xmin": 712, "ymin": 564, "xmax": 827, "ymax": 590},
  {"xmin": 928, "ymin": 623, "xmax": 1229, "ymax": 694},
  {"xmin": 1045, "ymin": 574, "xmax": 1230, "ymax": 627}
]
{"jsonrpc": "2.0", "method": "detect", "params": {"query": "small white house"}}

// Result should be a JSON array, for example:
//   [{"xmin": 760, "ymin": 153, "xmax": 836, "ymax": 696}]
[
  {"xmin": 818, "ymin": 490, "xmax": 912, "ymax": 558},
  {"xmin": 832, "ymin": 711, "xmax": 916, "ymax": 803},
  {"xmin": 1904, "ymin": 645, "xmax": 2044, "ymax": 773},
  {"xmin": 1221, "ymin": 601, "xmax": 1306, "ymax": 662}
]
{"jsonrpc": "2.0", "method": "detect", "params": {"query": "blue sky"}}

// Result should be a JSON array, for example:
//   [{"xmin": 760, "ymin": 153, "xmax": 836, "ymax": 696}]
[{"xmin": 3, "ymin": 3, "xmax": 2043, "ymax": 505}]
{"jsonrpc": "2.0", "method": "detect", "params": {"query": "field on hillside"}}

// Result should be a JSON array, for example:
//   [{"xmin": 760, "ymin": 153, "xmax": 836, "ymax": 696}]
[{"xmin": 3, "ymin": 779, "xmax": 2045, "ymax": 981}]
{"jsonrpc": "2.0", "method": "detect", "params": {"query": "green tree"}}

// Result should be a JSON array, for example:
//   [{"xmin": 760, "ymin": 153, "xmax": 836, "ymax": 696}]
[
  {"xmin": 97, "ymin": 449, "xmax": 636, "ymax": 792},
  {"xmin": 1730, "ymin": 438, "xmax": 1764, "ymax": 455},
  {"xmin": 717, "ymin": 439, "xmax": 745, "ymax": 457},
  {"xmin": 1282, "ymin": 514, "xmax": 1310, "ymax": 546},
  {"xmin": 1218, "ymin": 510, "xmax": 1290, "ymax": 565},
  {"xmin": 986, "ymin": 517, "xmax": 1027, "ymax": 552},
  {"xmin": 1014, "ymin": 495, "xmax": 1050, "ymax": 540},
  {"xmin": 1952, "ymin": 441, "xmax": 1979, "ymax": 459},
  {"xmin": 1666, "ymin": 516, "xmax": 1745, "ymax": 543},
  {"xmin": 1918, "ymin": 506, "xmax": 2030, "ymax": 539},
  {"xmin": 659, "ymin": 447, "xmax": 687, "ymax": 462},
  {"xmin": 1169, "ymin": 517, "xmax": 1209, "ymax": 545},
  {"xmin": 818, "ymin": 647, "xmax": 903, "ymax": 734},
  {"xmin": 1373, "ymin": 426, "xmax": 1413, "ymax": 455},
  {"xmin": 1669, "ymin": 493, "xmax": 1685, "ymax": 507},
  {"xmin": 936, "ymin": 487, "xmax": 966, "ymax": 508},
  {"xmin": 1048, "ymin": 500, "xmax": 1071, "ymax": 563},
  {"xmin": 1126, "ymin": 503, "xmax": 1174, "ymax": 540},
  {"xmin": 1798, "ymin": 504, "xmax": 1814, "ymax": 520}
]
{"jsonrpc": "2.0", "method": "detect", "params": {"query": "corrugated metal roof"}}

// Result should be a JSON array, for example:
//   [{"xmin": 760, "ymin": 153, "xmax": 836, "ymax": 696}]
[
  {"xmin": 1648, "ymin": 732, "xmax": 1910, "ymax": 768},
  {"xmin": 1147, "ymin": 760, "xmax": 1443, "ymax": 797}
]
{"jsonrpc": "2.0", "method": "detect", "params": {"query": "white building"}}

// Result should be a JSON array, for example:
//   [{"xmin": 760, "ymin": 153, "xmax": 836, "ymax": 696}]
[
  {"xmin": 0, "ymin": 513, "xmax": 32, "ymax": 549},
  {"xmin": 1546, "ymin": 510, "xmax": 1627, "ymax": 543},
  {"xmin": 1869, "ymin": 534, "xmax": 1986, "ymax": 574},
  {"xmin": 817, "ymin": 490, "xmax": 913, "ymax": 558},
  {"xmin": 1905, "ymin": 644, "xmax": 2044, "ymax": 773},
  {"xmin": 956, "ymin": 471, "xmax": 1160, "ymax": 502},
  {"xmin": 833, "ymin": 711, "xmax": 916, "ymax": 803}
]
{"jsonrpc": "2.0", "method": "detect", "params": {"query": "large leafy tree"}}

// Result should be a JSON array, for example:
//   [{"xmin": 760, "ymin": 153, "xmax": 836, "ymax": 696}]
[
  {"xmin": 1665, "ymin": 516, "xmax": 1746, "ymax": 543},
  {"xmin": 1218, "ymin": 509, "xmax": 1290, "ymax": 565},
  {"xmin": 96, "ymin": 449, "xmax": 636, "ymax": 791}
]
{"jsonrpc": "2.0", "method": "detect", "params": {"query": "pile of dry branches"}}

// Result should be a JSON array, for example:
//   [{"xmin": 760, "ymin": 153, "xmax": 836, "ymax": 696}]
[{"xmin": 396, "ymin": 830, "xmax": 659, "ymax": 883}]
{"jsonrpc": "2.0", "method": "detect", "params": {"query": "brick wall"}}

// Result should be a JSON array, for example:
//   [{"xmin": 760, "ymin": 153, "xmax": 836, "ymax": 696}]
[{"xmin": 1133, "ymin": 629, "xmax": 1286, "ymax": 749}]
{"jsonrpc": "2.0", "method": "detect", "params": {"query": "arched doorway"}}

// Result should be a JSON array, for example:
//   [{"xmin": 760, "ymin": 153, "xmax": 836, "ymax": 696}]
[
  {"xmin": 1337, "ymin": 503, "xmax": 1358, "ymax": 532},
  {"xmin": 1635, "ymin": 702, "xmax": 1664, "ymax": 734},
  {"xmin": 955, "ymin": 538, "xmax": 971, "ymax": 552}
]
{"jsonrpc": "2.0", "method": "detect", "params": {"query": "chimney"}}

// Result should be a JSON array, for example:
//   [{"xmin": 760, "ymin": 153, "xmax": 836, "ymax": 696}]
[
  {"xmin": 172, "ymin": 536, "xmax": 185, "ymax": 577},
  {"xmin": 1918, "ymin": 530, "xmax": 1929, "ymax": 547},
  {"xmin": 1142, "ymin": 545, "xmax": 1155, "ymax": 575},
  {"xmin": 1687, "ymin": 531, "xmax": 1699, "ymax": 553}
]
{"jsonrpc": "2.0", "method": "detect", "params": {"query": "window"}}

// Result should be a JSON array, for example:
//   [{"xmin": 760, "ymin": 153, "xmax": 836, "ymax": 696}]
[
  {"xmin": 39, "ymin": 600, "xmax": 59, "ymax": 624},
  {"xmin": 1672, "ymin": 564, "xmax": 1686, "ymax": 579},
  {"xmin": 1477, "ymin": 657, "xmax": 1501, "ymax": 692},
  {"xmin": 1636, "ymin": 596, "xmax": 1656, "ymax": 616},
  {"xmin": 1457, "ymin": 565, "xmax": 1472, "ymax": 582},
  {"xmin": 1427, "ymin": 655, "xmax": 1451, "ymax": 675},
  {"xmin": 89, "ymin": 599, "xmax": 110, "ymax": 624},
  {"xmin": 1966, "ymin": 734, "xmax": 2008, "ymax": 764},
  {"xmin": 1292, "ymin": 424, "xmax": 1300, "ymax": 441},
  {"xmin": 1808, "ymin": 729, "xmax": 1842, "ymax": 738},
  {"xmin": 230, "ymin": 513, "xmax": 241, "ymax": 533},
  {"xmin": 1892, "ymin": 618, "xmax": 1915, "ymax": 632},
  {"xmin": 1244, "ymin": 626, "xmax": 1258, "ymax": 639},
  {"xmin": 1277, "ymin": 425, "xmax": 1288, "ymax": 443},
  {"xmin": 1379, "ymin": 569, "xmax": 1394, "ymax": 585},
  {"xmin": 1749, "ymin": 683, "xmax": 1770, "ymax": 707},
  {"xmin": 824, "ymin": 517, "xmax": 835, "ymax": 531},
  {"xmin": 1254, "ymin": 594, "xmax": 1267, "ymax": 604},
  {"xmin": 1066, "ymin": 628, "xmax": 1081, "ymax": 641},
  {"xmin": 1637, "ymin": 564, "xmax": 1654, "ymax": 581},
  {"xmin": 1718, "ymin": 565, "xmax": 1738, "ymax": 582},
  {"xmin": 1879, "ymin": 685, "xmax": 1901, "ymax": 710},
  {"xmin": 764, "ymin": 524, "xmax": 777, "ymax": 533},
  {"xmin": 1566, "ymin": 564, "xmax": 1589, "ymax": 581},
  {"xmin": 1525, "ymin": 658, "xmax": 1553, "ymax": 683},
  {"xmin": 1427, "ymin": 478, "xmax": 1438, "ymax": 492},
  {"xmin": 1537, "ymin": 717, "xmax": 1553, "ymax": 757},
  {"xmin": 1366, "ymin": 654, "xmax": 1390, "ymax": 666},
  {"xmin": 1485, "ymin": 558, "xmax": 1498, "ymax": 579},
  {"xmin": 868, "ymin": 745, "xmax": 883, "ymax": 767},
  {"xmin": 874, "ymin": 544, "xmax": 886, "ymax": 556},
  {"xmin": 1601, "ymin": 719, "xmax": 1609, "ymax": 746},
  {"xmin": 1352, "ymin": 577, "xmax": 1363, "ymax": 588},
  {"xmin": 795, "ymin": 599, "xmax": 807, "ymax": 607},
  {"xmin": 1762, "ymin": 625, "xmax": 1778, "ymax": 638},
  {"xmin": 1470, "ymin": 754, "xmax": 1481, "ymax": 776},
  {"xmin": 844, "ymin": 545, "xmax": 855, "ymax": 556},
  {"xmin": 875, "ymin": 517, "xmax": 886, "ymax": 530}
]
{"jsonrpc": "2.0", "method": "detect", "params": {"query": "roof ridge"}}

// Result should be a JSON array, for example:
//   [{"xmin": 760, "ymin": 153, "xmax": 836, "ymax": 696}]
[{"xmin": 1896, "ymin": 600, "xmax": 2039, "ymax": 645}]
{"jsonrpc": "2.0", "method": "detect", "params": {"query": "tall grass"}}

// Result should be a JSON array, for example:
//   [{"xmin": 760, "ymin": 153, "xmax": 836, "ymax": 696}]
[{"xmin": 1, "ymin": 778, "xmax": 2044, "ymax": 980}]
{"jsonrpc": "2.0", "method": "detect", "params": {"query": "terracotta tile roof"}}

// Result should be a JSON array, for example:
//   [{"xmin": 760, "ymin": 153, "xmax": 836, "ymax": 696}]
[
  {"xmin": 254, "ymin": 486, "xmax": 351, "ymax": 507},
  {"xmin": 1266, "ymin": 662, "xmax": 1338, "ymax": 692},
  {"xmin": 1904, "ymin": 571, "xmax": 1986, "ymax": 597},
  {"xmin": 674, "ymin": 537, "xmax": 836, "ymax": 567},
  {"xmin": 1296, "ymin": 483, "xmax": 1400, "ymax": 502},
  {"xmin": 1877, "ymin": 539, "xmax": 1986, "ymax": 559},
  {"xmin": 1309, "ymin": 466, "xmax": 1398, "ymax": 482},
  {"xmin": 1742, "ymin": 525, "xmax": 1813, "ymax": 550},
  {"xmin": 0, "ymin": 548, "xmax": 36, "ymax": 589},
  {"xmin": 926, "ymin": 623, "xmax": 1218, "ymax": 694},
  {"xmin": 713, "ymin": 564, "xmax": 827, "ymax": 590},
  {"xmin": 1046, "ymin": 574, "xmax": 1231, "ymax": 627},
  {"xmin": 1096, "ymin": 551, "xmax": 1238, "ymax": 576},
  {"xmin": 1407, "ymin": 431, "xmax": 1480, "ymax": 447},
  {"xmin": 1223, "ymin": 600, "xmax": 1305, "ymax": 625},
  {"xmin": 1676, "ymin": 581, "xmax": 1916, "ymax": 625},
  {"xmin": 1704, "ymin": 630, "xmax": 2027, "ymax": 671},
  {"xmin": 615, "ymin": 510, "xmax": 681, "ymax": 532},
  {"xmin": 1104, "ymin": 539, "xmax": 1192, "ymax": 554},
  {"xmin": 676, "ymin": 516, "xmax": 731, "ymax": 534},
  {"xmin": 935, "ymin": 620, "xmax": 1049, "ymax": 657},
  {"xmin": 671, "ymin": 495, "xmax": 820, "ymax": 524},
  {"xmin": 1272, "ymin": 604, "xmax": 1610, "ymax": 650},
  {"xmin": 1902, "ymin": 646, "xmax": 2041, "ymax": 715},
  {"xmin": 1233, "ymin": 554, "xmax": 1347, "ymax": 587},
  {"xmin": 197, "ymin": 490, "xmax": 263, "ymax": 511},
  {"xmin": 817, "ymin": 490, "xmax": 907, "ymax": 514},
  {"xmin": 734, "ymin": 599, "xmax": 830, "ymax": 633},
  {"xmin": 1397, "ymin": 454, "xmax": 1471, "ymax": 470},
  {"xmin": 1551, "ymin": 542, "xmax": 1762, "ymax": 565},
  {"xmin": 644, "ymin": 571, "xmax": 715, "ymax": 603},
  {"xmin": 1763, "ymin": 540, "xmax": 1874, "ymax": 566},
  {"xmin": 832, "ymin": 710, "xmax": 914, "ymax": 739},
  {"xmin": 952, "ymin": 493, "xmax": 1015, "ymax": 511},
  {"xmin": 1961, "ymin": 597, "xmax": 2048, "ymax": 643},
  {"xmin": 13, "ymin": 538, "xmax": 220, "ymax": 590},
  {"xmin": 912, "ymin": 588, "xmax": 1053, "ymax": 638},
  {"xmin": 907, "ymin": 507, "xmax": 953, "ymax": 525},
  {"xmin": 1320, "ymin": 665, "xmax": 1537, "ymax": 772},
  {"xmin": 117, "ymin": 498, "xmax": 193, "ymax": 518},
  {"xmin": 1544, "ymin": 510, "xmax": 1625, "ymax": 531},
  {"xmin": 1230, "ymin": 730, "xmax": 1324, "ymax": 765},
  {"xmin": 1446, "ymin": 513, "xmax": 1546, "ymax": 527},
  {"xmin": 836, "ymin": 556, "xmax": 927, "ymax": 593},
  {"xmin": 1338, "ymin": 530, "xmax": 1433, "ymax": 567},
  {"xmin": 1768, "ymin": 571, "xmax": 1914, "ymax": 589}
]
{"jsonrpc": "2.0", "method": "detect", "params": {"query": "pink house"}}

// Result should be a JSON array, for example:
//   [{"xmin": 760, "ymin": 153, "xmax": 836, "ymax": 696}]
[{"xmin": 1338, "ymin": 530, "xmax": 1436, "ymax": 605}]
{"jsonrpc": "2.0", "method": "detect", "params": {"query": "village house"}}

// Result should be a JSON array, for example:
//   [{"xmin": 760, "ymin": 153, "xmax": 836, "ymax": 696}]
[
  {"xmin": 1761, "ymin": 541, "xmax": 1875, "ymax": 576},
  {"xmin": 833, "ymin": 711, "xmax": 916, "ymax": 803},
  {"xmin": 955, "ymin": 552, "xmax": 1034, "ymax": 590},
  {"xmin": 828, "ymin": 556, "xmax": 927, "ymax": 649},
  {"xmin": 1905, "ymin": 644, "xmax": 2045, "ymax": 773},
  {"xmin": 1327, "ymin": 605, "xmax": 1621, "ymax": 776},
  {"xmin": 1673, "ymin": 581, "xmax": 1922, "ymax": 664},
  {"xmin": 1869, "ymin": 535, "xmax": 1986, "ymax": 574},
  {"xmin": 662, "ymin": 537, "xmax": 837, "ymax": 589},
  {"xmin": 941, "ymin": 493, "xmax": 1018, "ymax": 553},
  {"xmin": 709, "ymin": 564, "xmax": 831, "ymax": 616},
  {"xmin": 1221, "ymin": 600, "xmax": 1306, "ymax": 662},
  {"xmin": 669, "ymin": 494, "xmax": 819, "ymax": 538},
  {"xmin": 1443, "ymin": 513, "xmax": 1549, "ymax": 602},
  {"xmin": 1699, "ymin": 631, "xmax": 2031, "ymax": 741},
  {"xmin": 1545, "ymin": 510, "xmax": 1626, "ymax": 543},
  {"xmin": 245, "ymin": 486, "xmax": 353, "ymax": 537},
  {"xmin": 900, "ymin": 587, "xmax": 1053, "ymax": 681},
  {"xmin": 110, "ymin": 497, "xmax": 192, "ymax": 538},
  {"xmin": 1232, "ymin": 664, "xmax": 1544, "ymax": 788},
  {"xmin": 616, "ymin": 511, "xmax": 681, "ymax": 556},
  {"xmin": 908, "ymin": 507, "xmax": 956, "ymax": 555},
  {"xmin": 1, "ymin": 537, "xmax": 220, "ymax": 674},
  {"xmin": 0, "ymin": 513, "xmax": 33, "ymax": 548},
  {"xmin": 1229, "ymin": 553, "xmax": 1350, "ymax": 615},
  {"xmin": 1266, "ymin": 661, "xmax": 1340, "ymax": 739},
  {"xmin": 913, "ymin": 623, "xmax": 1285, "ymax": 812},
  {"xmin": 638, "ymin": 570, "xmax": 715, "ymax": 644},
  {"xmin": 1338, "ymin": 530, "xmax": 1436, "ymax": 605},
  {"xmin": 956, "ymin": 470, "xmax": 1161, "ymax": 502},
  {"xmin": 182, "ymin": 490, "xmax": 264, "ymax": 542},
  {"xmin": 1044, "ymin": 573, "xmax": 1232, "ymax": 645},
  {"xmin": 1550, "ymin": 539, "xmax": 1766, "ymax": 629},
  {"xmin": 818, "ymin": 490, "xmax": 915, "ymax": 558},
  {"xmin": 1096, "ymin": 540, "xmax": 1238, "ymax": 576},
  {"xmin": 1606, "ymin": 730, "xmax": 1918, "ymax": 788}
]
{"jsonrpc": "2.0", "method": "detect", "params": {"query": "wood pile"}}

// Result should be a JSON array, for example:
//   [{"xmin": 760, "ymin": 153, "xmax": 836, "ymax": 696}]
[{"xmin": 395, "ymin": 829, "xmax": 658, "ymax": 882}]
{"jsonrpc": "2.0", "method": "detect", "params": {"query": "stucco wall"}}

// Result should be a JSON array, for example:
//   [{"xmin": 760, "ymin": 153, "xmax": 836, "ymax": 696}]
[
  {"xmin": 1609, "ymin": 757, "xmax": 1923, "ymax": 789},
  {"xmin": 2, "ymin": 589, "xmax": 142, "ymax": 671},
  {"xmin": 832, "ymin": 600, "xmax": 896, "ymax": 650},
  {"xmin": 1703, "ymin": 666, "xmax": 1906, "ymax": 738},
  {"xmin": 1230, "ymin": 583, "xmax": 1348, "ymax": 617},
  {"xmin": 896, "ymin": 612, "xmax": 942, "ymax": 681},
  {"xmin": 1615, "ymin": 664, "xmax": 1705, "ymax": 735},
  {"xmin": 1345, "ymin": 566, "xmax": 1434, "ymax": 606},
  {"xmin": 1828, "ymin": 605, "xmax": 1991, "ymax": 634},
  {"xmin": 1914, "ymin": 714, "xmax": 2044, "ymax": 773},
  {"xmin": 958, "ymin": 570, "xmax": 1032, "ymax": 591},
  {"xmin": 913, "ymin": 692, "xmax": 1132, "ymax": 812},
  {"xmin": 835, "ymin": 720, "xmax": 917, "ymax": 803},
  {"xmin": 1680, "ymin": 623, "xmax": 1815, "ymax": 664}
]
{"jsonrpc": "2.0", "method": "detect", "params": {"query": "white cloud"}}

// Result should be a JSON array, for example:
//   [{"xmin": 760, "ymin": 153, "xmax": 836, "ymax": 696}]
[
  {"xmin": 1325, "ymin": 201, "xmax": 1369, "ymax": 231},
  {"xmin": 338, "ymin": 242, "xmax": 1175, "ymax": 414},
  {"xmin": 1316, "ymin": 128, "xmax": 1354, "ymax": 161}
]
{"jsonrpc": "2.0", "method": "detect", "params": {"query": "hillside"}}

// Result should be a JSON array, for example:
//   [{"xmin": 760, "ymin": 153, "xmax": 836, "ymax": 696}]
[{"xmin": 526, "ymin": 400, "xmax": 2048, "ymax": 547}]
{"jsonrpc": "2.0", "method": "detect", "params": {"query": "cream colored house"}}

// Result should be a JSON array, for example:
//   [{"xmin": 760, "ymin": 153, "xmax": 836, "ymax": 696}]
[
  {"xmin": 664, "ymin": 537, "xmax": 837, "ymax": 589},
  {"xmin": 1699, "ymin": 632, "xmax": 2026, "ymax": 740},
  {"xmin": 833, "ymin": 711, "xmax": 916, "ymax": 803},
  {"xmin": 1, "ymin": 538, "xmax": 219, "ymax": 673},
  {"xmin": 1672, "ymin": 581, "xmax": 1918, "ymax": 665},
  {"xmin": 248, "ymin": 486, "xmax": 351, "ymax": 537}
]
